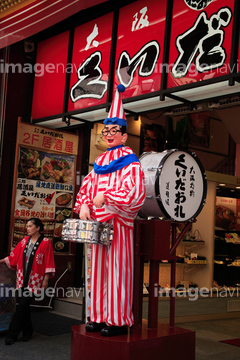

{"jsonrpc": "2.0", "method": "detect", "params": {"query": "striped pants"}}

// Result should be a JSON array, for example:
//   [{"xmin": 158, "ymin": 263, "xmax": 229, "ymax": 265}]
[{"xmin": 90, "ymin": 219, "xmax": 134, "ymax": 327}]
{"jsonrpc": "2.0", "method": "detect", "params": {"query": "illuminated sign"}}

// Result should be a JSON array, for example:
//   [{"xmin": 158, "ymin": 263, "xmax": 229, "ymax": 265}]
[
  {"xmin": 31, "ymin": 31, "xmax": 69, "ymax": 119},
  {"xmin": 114, "ymin": 0, "xmax": 167, "ymax": 98},
  {"xmin": 167, "ymin": 0, "xmax": 234, "ymax": 88},
  {"xmin": 30, "ymin": 0, "xmax": 237, "ymax": 119},
  {"xmin": 68, "ymin": 13, "xmax": 113, "ymax": 111}
]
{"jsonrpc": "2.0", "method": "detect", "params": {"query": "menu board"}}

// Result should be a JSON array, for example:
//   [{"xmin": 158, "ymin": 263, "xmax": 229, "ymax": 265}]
[{"xmin": 10, "ymin": 121, "xmax": 78, "ymax": 252}]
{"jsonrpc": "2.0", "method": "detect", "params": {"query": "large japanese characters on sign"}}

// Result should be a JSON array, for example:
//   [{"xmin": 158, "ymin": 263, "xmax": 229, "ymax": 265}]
[
  {"xmin": 113, "ymin": 0, "xmax": 167, "ymax": 98},
  {"xmin": 162, "ymin": 151, "xmax": 204, "ymax": 221},
  {"xmin": 10, "ymin": 122, "xmax": 78, "ymax": 251},
  {"xmin": 30, "ymin": 0, "xmax": 237, "ymax": 120},
  {"xmin": 168, "ymin": 0, "xmax": 234, "ymax": 88},
  {"xmin": 68, "ymin": 13, "xmax": 113, "ymax": 111},
  {"xmin": 140, "ymin": 150, "xmax": 207, "ymax": 222},
  {"xmin": 18, "ymin": 122, "xmax": 78, "ymax": 155}
]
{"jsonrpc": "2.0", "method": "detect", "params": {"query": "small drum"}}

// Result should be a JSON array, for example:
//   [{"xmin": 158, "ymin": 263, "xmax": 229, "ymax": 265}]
[
  {"xmin": 61, "ymin": 219, "xmax": 113, "ymax": 245},
  {"xmin": 139, "ymin": 149, "xmax": 207, "ymax": 222}
]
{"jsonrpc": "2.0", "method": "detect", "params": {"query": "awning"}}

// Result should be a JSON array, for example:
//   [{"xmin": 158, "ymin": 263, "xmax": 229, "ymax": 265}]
[
  {"xmin": 33, "ymin": 80, "xmax": 240, "ymax": 131},
  {"xmin": 0, "ymin": 0, "xmax": 107, "ymax": 50}
]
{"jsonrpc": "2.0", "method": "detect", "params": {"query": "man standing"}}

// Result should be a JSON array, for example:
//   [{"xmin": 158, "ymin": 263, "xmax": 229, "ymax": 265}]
[{"xmin": 74, "ymin": 85, "xmax": 145, "ymax": 336}]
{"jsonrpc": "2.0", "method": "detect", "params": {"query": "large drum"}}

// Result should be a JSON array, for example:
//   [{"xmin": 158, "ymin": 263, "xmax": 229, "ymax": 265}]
[
  {"xmin": 61, "ymin": 219, "xmax": 113, "ymax": 245},
  {"xmin": 139, "ymin": 149, "xmax": 207, "ymax": 222}
]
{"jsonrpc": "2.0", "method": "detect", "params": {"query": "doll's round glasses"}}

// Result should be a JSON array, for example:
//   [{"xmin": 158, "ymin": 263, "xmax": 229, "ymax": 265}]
[{"xmin": 102, "ymin": 129, "xmax": 122, "ymax": 136}]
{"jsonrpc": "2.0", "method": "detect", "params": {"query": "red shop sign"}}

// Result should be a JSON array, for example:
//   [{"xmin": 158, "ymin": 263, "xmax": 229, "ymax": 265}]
[
  {"xmin": 167, "ymin": 0, "xmax": 234, "ymax": 88},
  {"xmin": 31, "ymin": 31, "xmax": 70, "ymax": 119},
  {"xmin": 113, "ymin": 0, "xmax": 167, "ymax": 98},
  {"xmin": 68, "ymin": 12, "xmax": 113, "ymax": 111}
]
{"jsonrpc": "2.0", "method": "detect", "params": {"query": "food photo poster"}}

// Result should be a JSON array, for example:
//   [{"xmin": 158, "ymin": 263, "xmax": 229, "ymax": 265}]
[
  {"xmin": 13, "ymin": 146, "xmax": 75, "ymax": 252},
  {"xmin": 215, "ymin": 196, "xmax": 240, "ymax": 232}
]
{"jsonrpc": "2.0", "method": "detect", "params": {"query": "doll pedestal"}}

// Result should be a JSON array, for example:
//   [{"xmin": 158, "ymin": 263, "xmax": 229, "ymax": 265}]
[
  {"xmin": 71, "ymin": 219, "xmax": 195, "ymax": 360},
  {"xmin": 71, "ymin": 321, "xmax": 195, "ymax": 360}
]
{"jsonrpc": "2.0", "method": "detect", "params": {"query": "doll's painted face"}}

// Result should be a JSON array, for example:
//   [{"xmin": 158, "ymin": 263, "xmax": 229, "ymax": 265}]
[{"xmin": 102, "ymin": 124, "xmax": 128, "ymax": 148}]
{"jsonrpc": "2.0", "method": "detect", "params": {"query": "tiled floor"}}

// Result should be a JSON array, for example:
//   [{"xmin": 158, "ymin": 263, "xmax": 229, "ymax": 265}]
[
  {"xmin": 177, "ymin": 318, "xmax": 240, "ymax": 360},
  {"xmin": 0, "ymin": 331, "xmax": 71, "ymax": 360},
  {"xmin": 1, "ymin": 317, "xmax": 240, "ymax": 360}
]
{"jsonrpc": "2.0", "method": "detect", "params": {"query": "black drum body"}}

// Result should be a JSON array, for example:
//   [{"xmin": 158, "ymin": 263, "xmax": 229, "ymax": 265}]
[{"xmin": 139, "ymin": 149, "xmax": 207, "ymax": 222}]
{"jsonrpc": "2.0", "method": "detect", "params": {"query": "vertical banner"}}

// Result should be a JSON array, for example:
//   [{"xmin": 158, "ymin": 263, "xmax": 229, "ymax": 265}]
[
  {"xmin": 114, "ymin": 0, "xmax": 167, "ymax": 98},
  {"xmin": 31, "ymin": 31, "xmax": 70, "ymax": 119},
  {"xmin": 167, "ymin": 0, "xmax": 234, "ymax": 88},
  {"xmin": 68, "ymin": 13, "xmax": 113, "ymax": 111},
  {"xmin": 9, "ymin": 121, "xmax": 78, "ymax": 252}
]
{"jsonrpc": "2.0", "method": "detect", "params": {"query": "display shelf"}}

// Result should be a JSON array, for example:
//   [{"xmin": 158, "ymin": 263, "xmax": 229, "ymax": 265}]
[
  {"xmin": 181, "ymin": 238, "xmax": 205, "ymax": 248},
  {"xmin": 159, "ymin": 262, "xmax": 207, "ymax": 266},
  {"xmin": 176, "ymin": 237, "xmax": 207, "ymax": 286},
  {"xmin": 187, "ymin": 259, "xmax": 207, "ymax": 265},
  {"xmin": 140, "ymin": 221, "xmax": 208, "ymax": 294},
  {"xmin": 179, "ymin": 239, "xmax": 207, "ymax": 265},
  {"xmin": 214, "ymin": 229, "xmax": 240, "ymax": 287}
]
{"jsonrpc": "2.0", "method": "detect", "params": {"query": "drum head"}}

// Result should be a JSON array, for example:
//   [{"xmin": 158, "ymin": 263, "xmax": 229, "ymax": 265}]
[
  {"xmin": 156, "ymin": 150, "xmax": 207, "ymax": 222},
  {"xmin": 140, "ymin": 150, "xmax": 207, "ymax": 222}
]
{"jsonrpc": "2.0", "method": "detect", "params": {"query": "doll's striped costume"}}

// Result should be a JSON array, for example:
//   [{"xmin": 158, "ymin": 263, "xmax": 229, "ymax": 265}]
[{"xmin": 74, "ymin": 145, "xmax": 145, "ymax": 327}]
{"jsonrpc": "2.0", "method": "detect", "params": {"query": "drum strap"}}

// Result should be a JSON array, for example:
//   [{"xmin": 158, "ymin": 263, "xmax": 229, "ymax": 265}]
[{"xmin": 94, "ymin": 153, "xmax": 139, "ymax": 174}]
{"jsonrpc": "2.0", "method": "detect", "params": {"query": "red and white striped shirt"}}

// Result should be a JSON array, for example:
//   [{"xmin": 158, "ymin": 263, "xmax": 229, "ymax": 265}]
[{"xmin": 74, "ymin": 146, "xmax": 145, "ymax": 227}]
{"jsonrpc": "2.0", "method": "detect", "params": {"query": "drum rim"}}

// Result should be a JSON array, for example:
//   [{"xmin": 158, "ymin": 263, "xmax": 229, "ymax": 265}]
[
  {"xmin": 154, "ymin": 149, "xmax": 207, "ymax": 222},
  {"xmin": 62, "ymin": 218, "xmax": 113, "ymax": 245},
  {"xmin": 139, "ymin": 150, "xmax": 173, "ymax": 219},
  {"xmin": 155, "ymin": 149, "xmax": 177, "ymax": 220},
  {"xmin": 63, "ymin": 219, "xmax": 101, "ymax": 223}
]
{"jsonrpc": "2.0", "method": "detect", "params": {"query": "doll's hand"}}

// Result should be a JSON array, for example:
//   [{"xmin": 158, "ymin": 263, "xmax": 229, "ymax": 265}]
[
  {"xmin": 93, "ymin": 193, "xmax": 105, "ymax": 208},
  {"xmin": 80, "ymin": 204, "xmax": 92, "ymax": 220}
]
